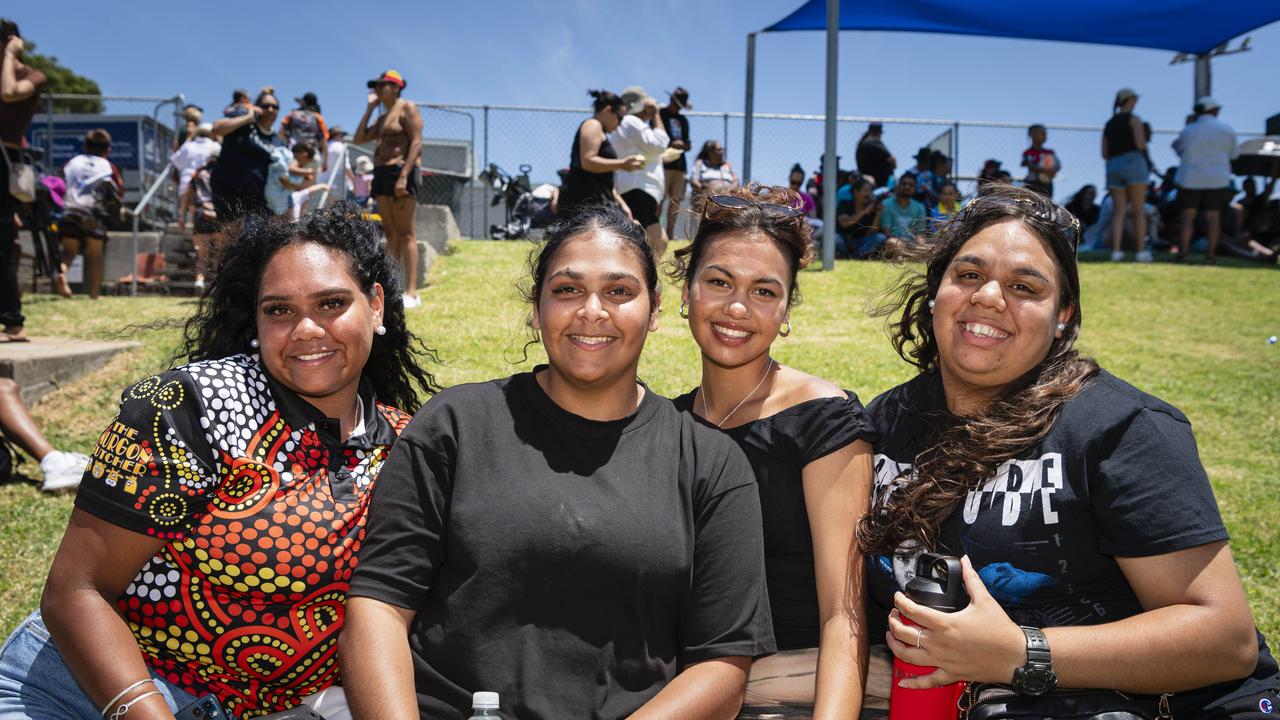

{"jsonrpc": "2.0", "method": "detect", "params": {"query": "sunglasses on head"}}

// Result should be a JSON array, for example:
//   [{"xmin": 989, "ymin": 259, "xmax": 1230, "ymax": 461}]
[
  {"xmin": 705, "ymin": 194, "xmax": 803, "ymax": 220},
  {"xmin": 1008, "ymin": 197, "xmax": 1082, "ymax": 250}
]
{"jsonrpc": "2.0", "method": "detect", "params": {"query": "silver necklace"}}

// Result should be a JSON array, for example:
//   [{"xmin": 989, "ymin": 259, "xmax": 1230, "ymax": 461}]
[{"xmin": 702, "ymin": 358, "xmax": 775, "ymax": 428}]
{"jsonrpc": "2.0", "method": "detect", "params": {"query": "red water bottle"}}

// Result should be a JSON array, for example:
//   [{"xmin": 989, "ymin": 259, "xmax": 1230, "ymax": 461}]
[{"xmin": 889, "ymin": 553, "xmax": 970, "ymax": 720}]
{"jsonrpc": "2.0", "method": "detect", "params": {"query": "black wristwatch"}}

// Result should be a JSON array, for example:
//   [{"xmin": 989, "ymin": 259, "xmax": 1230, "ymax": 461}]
[{"xmin": 1010, "ymin": 626, "xmax": 1057, "ymax": 695}]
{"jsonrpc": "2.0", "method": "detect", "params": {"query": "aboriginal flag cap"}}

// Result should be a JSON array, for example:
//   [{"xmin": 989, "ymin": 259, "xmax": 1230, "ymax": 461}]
[{"xmin": 367, "ymin": 69, "xmax": 406, "ymax": 90}]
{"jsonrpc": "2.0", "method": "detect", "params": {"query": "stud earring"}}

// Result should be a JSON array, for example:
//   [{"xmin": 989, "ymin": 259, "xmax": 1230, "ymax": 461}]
[
  {"xmin": 249, "ymin": 338, "xmax": 260, "ymax": 349},
  {"xmin": 779, "ymin": 320, "xmax": 792, "ymax": 337},
  {"xmin": 1056, "ymin": 322, "xmax": 1066, "ymax": 332},
  {"xmin": 927, "ymin": 299, "xmax": 936, "ymax": 312},
  {"xmin": 375, "ymin": 325, "xmax": 386, "ymax": 336},
  {"xmin": 679, "ymin": 301, "xmax": 689, "ymax": 319}
]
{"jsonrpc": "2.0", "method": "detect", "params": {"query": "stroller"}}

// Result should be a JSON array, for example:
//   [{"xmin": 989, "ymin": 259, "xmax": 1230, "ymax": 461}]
[{"xmin": 480, "ymin": 163, "xmax": 554, "ymax": 240}]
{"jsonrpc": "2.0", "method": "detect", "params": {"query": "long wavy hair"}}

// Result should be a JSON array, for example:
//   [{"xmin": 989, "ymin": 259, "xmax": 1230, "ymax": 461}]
[
  {"xmin": 856, "ymin": 185, "xmax": 1100, "ymax": 556},
  {"xmin": 175, "ymin": 203, "xmax": 440, "ymax": 412}
]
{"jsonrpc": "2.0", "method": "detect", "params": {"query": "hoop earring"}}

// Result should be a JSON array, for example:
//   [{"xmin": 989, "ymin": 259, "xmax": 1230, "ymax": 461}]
[
  {"xmin": 249, "ymin": 338, "xmax": 260, "ymax": 349},
  {"xmin": 779, "ymin": 320, "xmax": 792, "ymax": 337},
  {"xmin": 679, "ymin": 301, "xmax": 689, "ymax": 319},
  {"xmin": 375, "ymin": 325, "xmax": 387, "ymax": 336}
]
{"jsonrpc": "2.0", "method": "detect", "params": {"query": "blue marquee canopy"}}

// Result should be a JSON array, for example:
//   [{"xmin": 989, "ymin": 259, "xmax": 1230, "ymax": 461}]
[{"xmin": 764, "ymin": 0, "xmax": 1280, "ymax": 54}]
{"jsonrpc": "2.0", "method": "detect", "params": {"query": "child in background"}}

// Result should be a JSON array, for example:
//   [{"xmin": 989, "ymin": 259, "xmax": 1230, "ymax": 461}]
[
  {"xmin": 934, "ymin": 180, "xmax": 962, "ymax": 218},
  {"xmin": 352, "ymin": 155, "xmax": 374, "ymax": 211},
  {"xmin": 185, "ymin": 157, "xmax": 218, "ymax": 291},
  {"xmin": 286, "ymin": 142, "xmax": 327, "ymax": 220},
  {"xmin": 264, "ymin": 144, "xmax": 295, "ymax": 217},
  {"xmin": 1021, "ymin": 124, "xmax": 1060, "ymax": 198}
]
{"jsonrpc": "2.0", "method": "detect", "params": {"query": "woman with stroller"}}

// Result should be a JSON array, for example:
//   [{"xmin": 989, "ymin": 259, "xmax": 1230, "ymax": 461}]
[
  {"xmin": 556, "ymin": 89, "xmax": 645, "ymax": 220},
  {"xmin": 861, "ymin": 185, "xmax": 1279, "ymax": 717}
]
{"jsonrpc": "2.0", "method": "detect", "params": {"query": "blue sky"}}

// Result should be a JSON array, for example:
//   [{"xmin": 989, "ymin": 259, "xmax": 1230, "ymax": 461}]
[{"xmin": 14, "ymin": 1, "xmax": 1280, "ymax": 193}]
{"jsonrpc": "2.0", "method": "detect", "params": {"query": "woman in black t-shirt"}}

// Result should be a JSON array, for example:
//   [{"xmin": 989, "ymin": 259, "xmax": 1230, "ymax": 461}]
[
  {"xmin": 860, "ymin": 185, "xmax": 1278, "ymax": 717},
  {"xmin": 210, "ymin": 88, "xmax": 282, "ymax": 223},
  {"xmin": 556, "ymin": 89, "xmax": 644, "ymax": 220},
  {"xmin": 343, "ymin": 204, "xmax": 775, "ymax": 720},
  {"xmin": 670, "ymin": 186, "xmax": 876, "ymax": 718}
]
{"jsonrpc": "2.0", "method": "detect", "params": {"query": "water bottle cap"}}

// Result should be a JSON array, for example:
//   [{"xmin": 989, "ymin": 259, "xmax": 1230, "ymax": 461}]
[{"xmin": 472, "ymin": 691, "xmax": 499, "ymax": 709}]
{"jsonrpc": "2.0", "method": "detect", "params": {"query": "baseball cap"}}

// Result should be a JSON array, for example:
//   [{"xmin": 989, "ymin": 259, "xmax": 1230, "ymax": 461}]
[
  {"xmin": 1195, "ymin": 96, "xmax": 1221, "ymax": 113},
  {"xmin": 667, "ymin": 87, "xmax": 692, "ymax": 110},
  {"xmin": 367, "ymin": 70, "xmax": 406, "ymax": 90}
]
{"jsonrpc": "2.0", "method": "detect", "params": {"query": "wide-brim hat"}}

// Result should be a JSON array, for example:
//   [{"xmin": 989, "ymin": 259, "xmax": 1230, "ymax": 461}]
[
  {"xmin": 354, "ymin": 156, "xmax": 374, "ymax": 173},
  {"xmin": 367, "ymin": 70, "xmax": 406, "ymax": 90},
  {"xmin": 329, "ymin": 125, "xmax": 346, "ymax": 138},
  {"xmin": 621, "ymin": 85, "xmax": 651, "ymax": 115},
  {"xmin": 667, "ymin": 87, "xmax": 692, "ymax": 110}
]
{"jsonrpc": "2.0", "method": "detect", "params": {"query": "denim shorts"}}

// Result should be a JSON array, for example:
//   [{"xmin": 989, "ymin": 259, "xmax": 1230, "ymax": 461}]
[
  {"xmin": 0, "ymin": 611, "xmax": 199, "ymax": 720},
  {"xmin": 1106, "ymin": 151, "xmax": 1149, "ymax": 188}
]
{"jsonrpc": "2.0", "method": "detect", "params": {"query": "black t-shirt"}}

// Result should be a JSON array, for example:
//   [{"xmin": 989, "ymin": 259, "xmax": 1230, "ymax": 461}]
[
  {"xmin": 865, "ymin": 370, "xmax": 1278, "ymax": 715},
  {"xmin": 210, "ymin": 120, "xmax": 280, "ymax": 195},
  {"xmin": 659, "ymin": 107, "xmax": 690, "ymax": 172},
  {"xmin": 673, "ymin": 391, "xmax": 876, "ymax": 650},
  {"xmin": 558, "ymin": 122, "xmax": 619, "ymax": 216},
  {"xmin": 349, "ymin": 370, "xmax": 776, "ymax": 720},
  {"xmin": 856, "ymin": 136, "xmax": 893, "ymax": 187},
  {"xmin": 835, "ymin": 199, "xmax": 879, "ymax": 241},
  {"xmin": 1104, "ymin": 112, "xmax": 1139, "ymax": 158}
]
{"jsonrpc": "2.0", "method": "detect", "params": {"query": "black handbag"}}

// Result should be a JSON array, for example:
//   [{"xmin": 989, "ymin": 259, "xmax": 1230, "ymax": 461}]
[{"xmin": 959, "ymin": 682, "xmax": 1171, "ymax": 719}]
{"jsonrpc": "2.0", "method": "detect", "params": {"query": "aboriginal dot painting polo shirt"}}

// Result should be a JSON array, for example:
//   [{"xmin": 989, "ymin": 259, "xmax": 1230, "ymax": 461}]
[{"xmin": 74, "ymin": 353, "xmax": 410, "ymax": 718}]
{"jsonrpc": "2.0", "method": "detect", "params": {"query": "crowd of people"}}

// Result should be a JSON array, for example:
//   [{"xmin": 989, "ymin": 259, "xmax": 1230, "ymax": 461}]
[{"xmin": 3, "ymin": 15, "xmax": 1280, "ymax": 720}]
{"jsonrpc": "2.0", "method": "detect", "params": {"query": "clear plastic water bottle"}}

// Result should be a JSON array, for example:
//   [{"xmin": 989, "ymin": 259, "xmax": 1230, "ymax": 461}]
[{"xmin": 467, "ymin": 691, "xmax": 502, "ymax": 719}]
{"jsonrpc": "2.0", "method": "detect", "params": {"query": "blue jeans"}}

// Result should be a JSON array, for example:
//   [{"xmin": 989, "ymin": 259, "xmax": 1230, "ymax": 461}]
[{"xmin": 0, "ymin": 611, "xmax": 201, "ymax": 720}]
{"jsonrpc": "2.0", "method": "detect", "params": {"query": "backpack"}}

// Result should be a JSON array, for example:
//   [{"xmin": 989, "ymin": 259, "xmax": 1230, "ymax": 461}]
[{"xmin": 285, "ymin": 110, "xmax": 323, "ymax": 149}]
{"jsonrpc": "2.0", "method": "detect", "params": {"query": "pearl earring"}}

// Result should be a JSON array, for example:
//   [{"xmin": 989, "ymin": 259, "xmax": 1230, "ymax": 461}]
[
  {"xmin": 249, "ymin": 338, "xmax": 260, "ymax": 349},
  {"xmin": 375, "ymin": 325, "xmax": 386, "ymax": 336},
  {"xmin": 1056, "ymin": 322, "xmax": 1066, "ymax": 332},
  {"xmin": 927, "ymin": 299, "xmax": 936, "ymax": 311}
]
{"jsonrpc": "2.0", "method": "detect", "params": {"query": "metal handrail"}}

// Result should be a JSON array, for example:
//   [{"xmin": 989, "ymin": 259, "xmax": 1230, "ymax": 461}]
[{"xmin": 124, "ymin": 160, "xmax": 174, "ymax": 296}]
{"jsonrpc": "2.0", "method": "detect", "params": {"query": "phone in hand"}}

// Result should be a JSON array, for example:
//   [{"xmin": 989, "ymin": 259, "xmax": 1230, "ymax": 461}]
[{"xmin": 174, "ymin": 696, "xmax": 228, "ymax": 720}]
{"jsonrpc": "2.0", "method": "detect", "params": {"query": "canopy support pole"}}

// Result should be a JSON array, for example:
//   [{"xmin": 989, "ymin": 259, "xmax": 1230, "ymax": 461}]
[
  {"xmin": 743, "ymin": 33, "xmax": 757, "ymax": 183},
  {"xmin": 1194, "ymin": 54, "xmax": 1211, "ymax": 99},
  {"xmin": 820, "ymin": 0, "xmax": 839, "ymax": 271}
]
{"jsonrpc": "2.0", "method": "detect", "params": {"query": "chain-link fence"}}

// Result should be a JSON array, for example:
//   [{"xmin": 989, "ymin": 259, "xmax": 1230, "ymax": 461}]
[{"xmin": 413, "ymin": 102, "xmax": 1264, "ymax": 239}]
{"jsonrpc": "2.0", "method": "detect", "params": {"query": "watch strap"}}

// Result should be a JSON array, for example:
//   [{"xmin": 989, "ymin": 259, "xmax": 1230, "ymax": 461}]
[{"xmin": 1021, "ymin": 625, "xmax": 1051, "ymax": 662}]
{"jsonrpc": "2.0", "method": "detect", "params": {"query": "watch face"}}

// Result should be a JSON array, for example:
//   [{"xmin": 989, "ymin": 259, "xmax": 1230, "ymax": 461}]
[{"xmin": 1016, "ymin": 666, "xmax": 1057, "ymax": 695}]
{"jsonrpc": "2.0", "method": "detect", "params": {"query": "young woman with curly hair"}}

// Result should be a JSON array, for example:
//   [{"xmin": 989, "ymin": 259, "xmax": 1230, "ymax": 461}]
[
  {"xmin": 0, "ymin": 204, "xmax": 439, "ymax": 720},
  {"xmin": 669, "ymin": 185, "xmax": 876, "ymax": 719},
  {"xmin": 861, "ymin": 185, "xmax": 1278, "ymax": 718}
]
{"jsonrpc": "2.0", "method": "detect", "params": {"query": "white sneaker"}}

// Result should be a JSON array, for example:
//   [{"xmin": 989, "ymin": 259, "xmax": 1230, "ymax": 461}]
[
  {"xmin": 1110, "ymin": 250, "xmax": 1126, "ymax": 262},
  {"xmin": 1136, "ymin": 250, "xmax": 1154, "ymax": 263},
  {"xmin": 402, "ymin": 294, "xmax": 421, "ymax": 309},
  {"xmin": 39, "ymin": 450, "xmax": 90, "ymax": 493}
]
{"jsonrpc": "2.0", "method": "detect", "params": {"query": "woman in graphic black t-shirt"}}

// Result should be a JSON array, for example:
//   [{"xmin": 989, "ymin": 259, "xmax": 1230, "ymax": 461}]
[
  {"xmin": 342, "ymin": 204, "xmax": 776, "ymax": 720},
  {"xmin": 669, "ymin": 186, "xmax": 876, "ymax": 718},
  {"xmin": 210, "ymin": 88, "xmax": 283, "ymax": 222},
  {"xmin": 556, "ymin": 89, "xmax": 645, "ymax": 220},
  {"xmin": 860, "ymin": 185, "xmax": 1278, "ymax": 717}
]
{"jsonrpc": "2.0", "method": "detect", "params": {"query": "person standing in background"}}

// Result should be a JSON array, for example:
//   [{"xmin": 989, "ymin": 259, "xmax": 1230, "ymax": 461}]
[
  {"xmin": 1102, "ymin": 88, "xmax": 1152, "ymax": 262},
  {"xmin": 56, "ymin": 129, "xmax": 121, "ymax": 300},
  {"xmin": 1173, "ymin": 97, "xmax": 1237, "ymax": 265},
  {"xmin": 324, "ymin": 125, "xmax": 353, "ymax": 203},
  {"xmin": 610, "ymin": 87, "xmax": 670, "ymax": 258},
  {"xmin": 556, "ymin": 89, "xmax": 644, "ymax": 220},
  {"xmin": 211, "ymin": 87, "xmax": 283, "ymax": 224},
  {"xmin": 856, "ymin": 123, "xmax": 895, "ymax": 189},
  {"xmin": 170, "ymin": 123, "xmax": 219, "ymax": 230},
  {"xmin": 660, "ymin": 87, "xmax": 692, "ymax": 239},
  {"xmin": 356, "ymin": 70, "xmax": 424, "ymax": 309},
  {"xmin": 0, "ymin": 19, "xmax": 44, "ymax": 342},
  {"xmin": 281, "ymin": 91, "xmax": 330, "ymax": 174},
  {"xmin": 1022, "ymin": 124, "xmax": 1061, "ymax": 199}
]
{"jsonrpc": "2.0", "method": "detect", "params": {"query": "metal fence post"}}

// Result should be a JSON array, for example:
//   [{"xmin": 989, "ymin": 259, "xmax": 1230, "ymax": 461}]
[
  {"xmin": 723, "ymin": 113, "xmax": 729, "ymax": 154},
  {"xmin": 953, "ymin": 121, "xmax": 961, "ymax": 184},
  {"xmin": 483, "ymin": 105, "xmax": 490, "ymax": 238},
  {"xmin": 44, "ymin": 94, "xmax": 53, "ymax": 169},
  {"xmin": 743, "ymin": 32, "xmax": 756, "ymax": 183}
]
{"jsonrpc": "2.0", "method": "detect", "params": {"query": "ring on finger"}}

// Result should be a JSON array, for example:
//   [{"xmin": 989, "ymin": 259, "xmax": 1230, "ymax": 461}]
[{"xmin": 915, "ymin": 628, "xmax": 924, "ymax": 649}]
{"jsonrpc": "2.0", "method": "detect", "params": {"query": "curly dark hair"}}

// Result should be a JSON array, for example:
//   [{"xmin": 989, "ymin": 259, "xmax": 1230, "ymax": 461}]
[
  {"xmin": 668, "ymin": 184, "xmax": 815, "ymax": 308},
  {"xmin": 856, "ymin": 184, "xmax": 1100, "ymax": 556},
  {"xmin": 175, "ymin": 203, "xmax": 440, "ymax": 412}
]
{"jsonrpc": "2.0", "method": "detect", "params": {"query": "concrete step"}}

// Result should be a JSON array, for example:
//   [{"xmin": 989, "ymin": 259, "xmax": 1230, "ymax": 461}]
[{"xmin": 0, "ymin": 336, "xmax": 140, "ymax": 405}]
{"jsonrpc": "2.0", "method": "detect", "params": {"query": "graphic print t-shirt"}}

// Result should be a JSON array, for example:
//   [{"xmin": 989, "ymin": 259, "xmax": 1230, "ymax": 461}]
[{"xmin": 864, "ymin": 370, "xmax": 1278, "ymax": 714}]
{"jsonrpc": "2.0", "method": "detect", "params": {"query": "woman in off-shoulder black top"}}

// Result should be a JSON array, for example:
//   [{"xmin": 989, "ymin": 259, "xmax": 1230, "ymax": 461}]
[{"xmin": 669, "ymin": 185, "xmax": 877, "ymax": 719}]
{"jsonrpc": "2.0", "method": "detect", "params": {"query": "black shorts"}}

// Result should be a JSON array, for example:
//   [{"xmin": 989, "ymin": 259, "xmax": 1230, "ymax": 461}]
[
  {"xmin": 58, "ymin": 210, "xmax": 107, "ymax": 242},
  {"xmin": 372, "ymin": 164, "xmax": 421, "ymax": 198},
  {"xmin": 622, "ymin": 189, "xmax": 660, "ymax": 228},
  {"xmin": 1176, "ymin": 186, "xmax": 1233, "ymax": 212}
]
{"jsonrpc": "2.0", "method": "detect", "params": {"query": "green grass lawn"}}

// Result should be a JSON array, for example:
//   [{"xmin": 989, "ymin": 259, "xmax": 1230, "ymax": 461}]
[{"xmin": 1, "ymin": 242, "xmax": 1276, "ymax": 643}]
